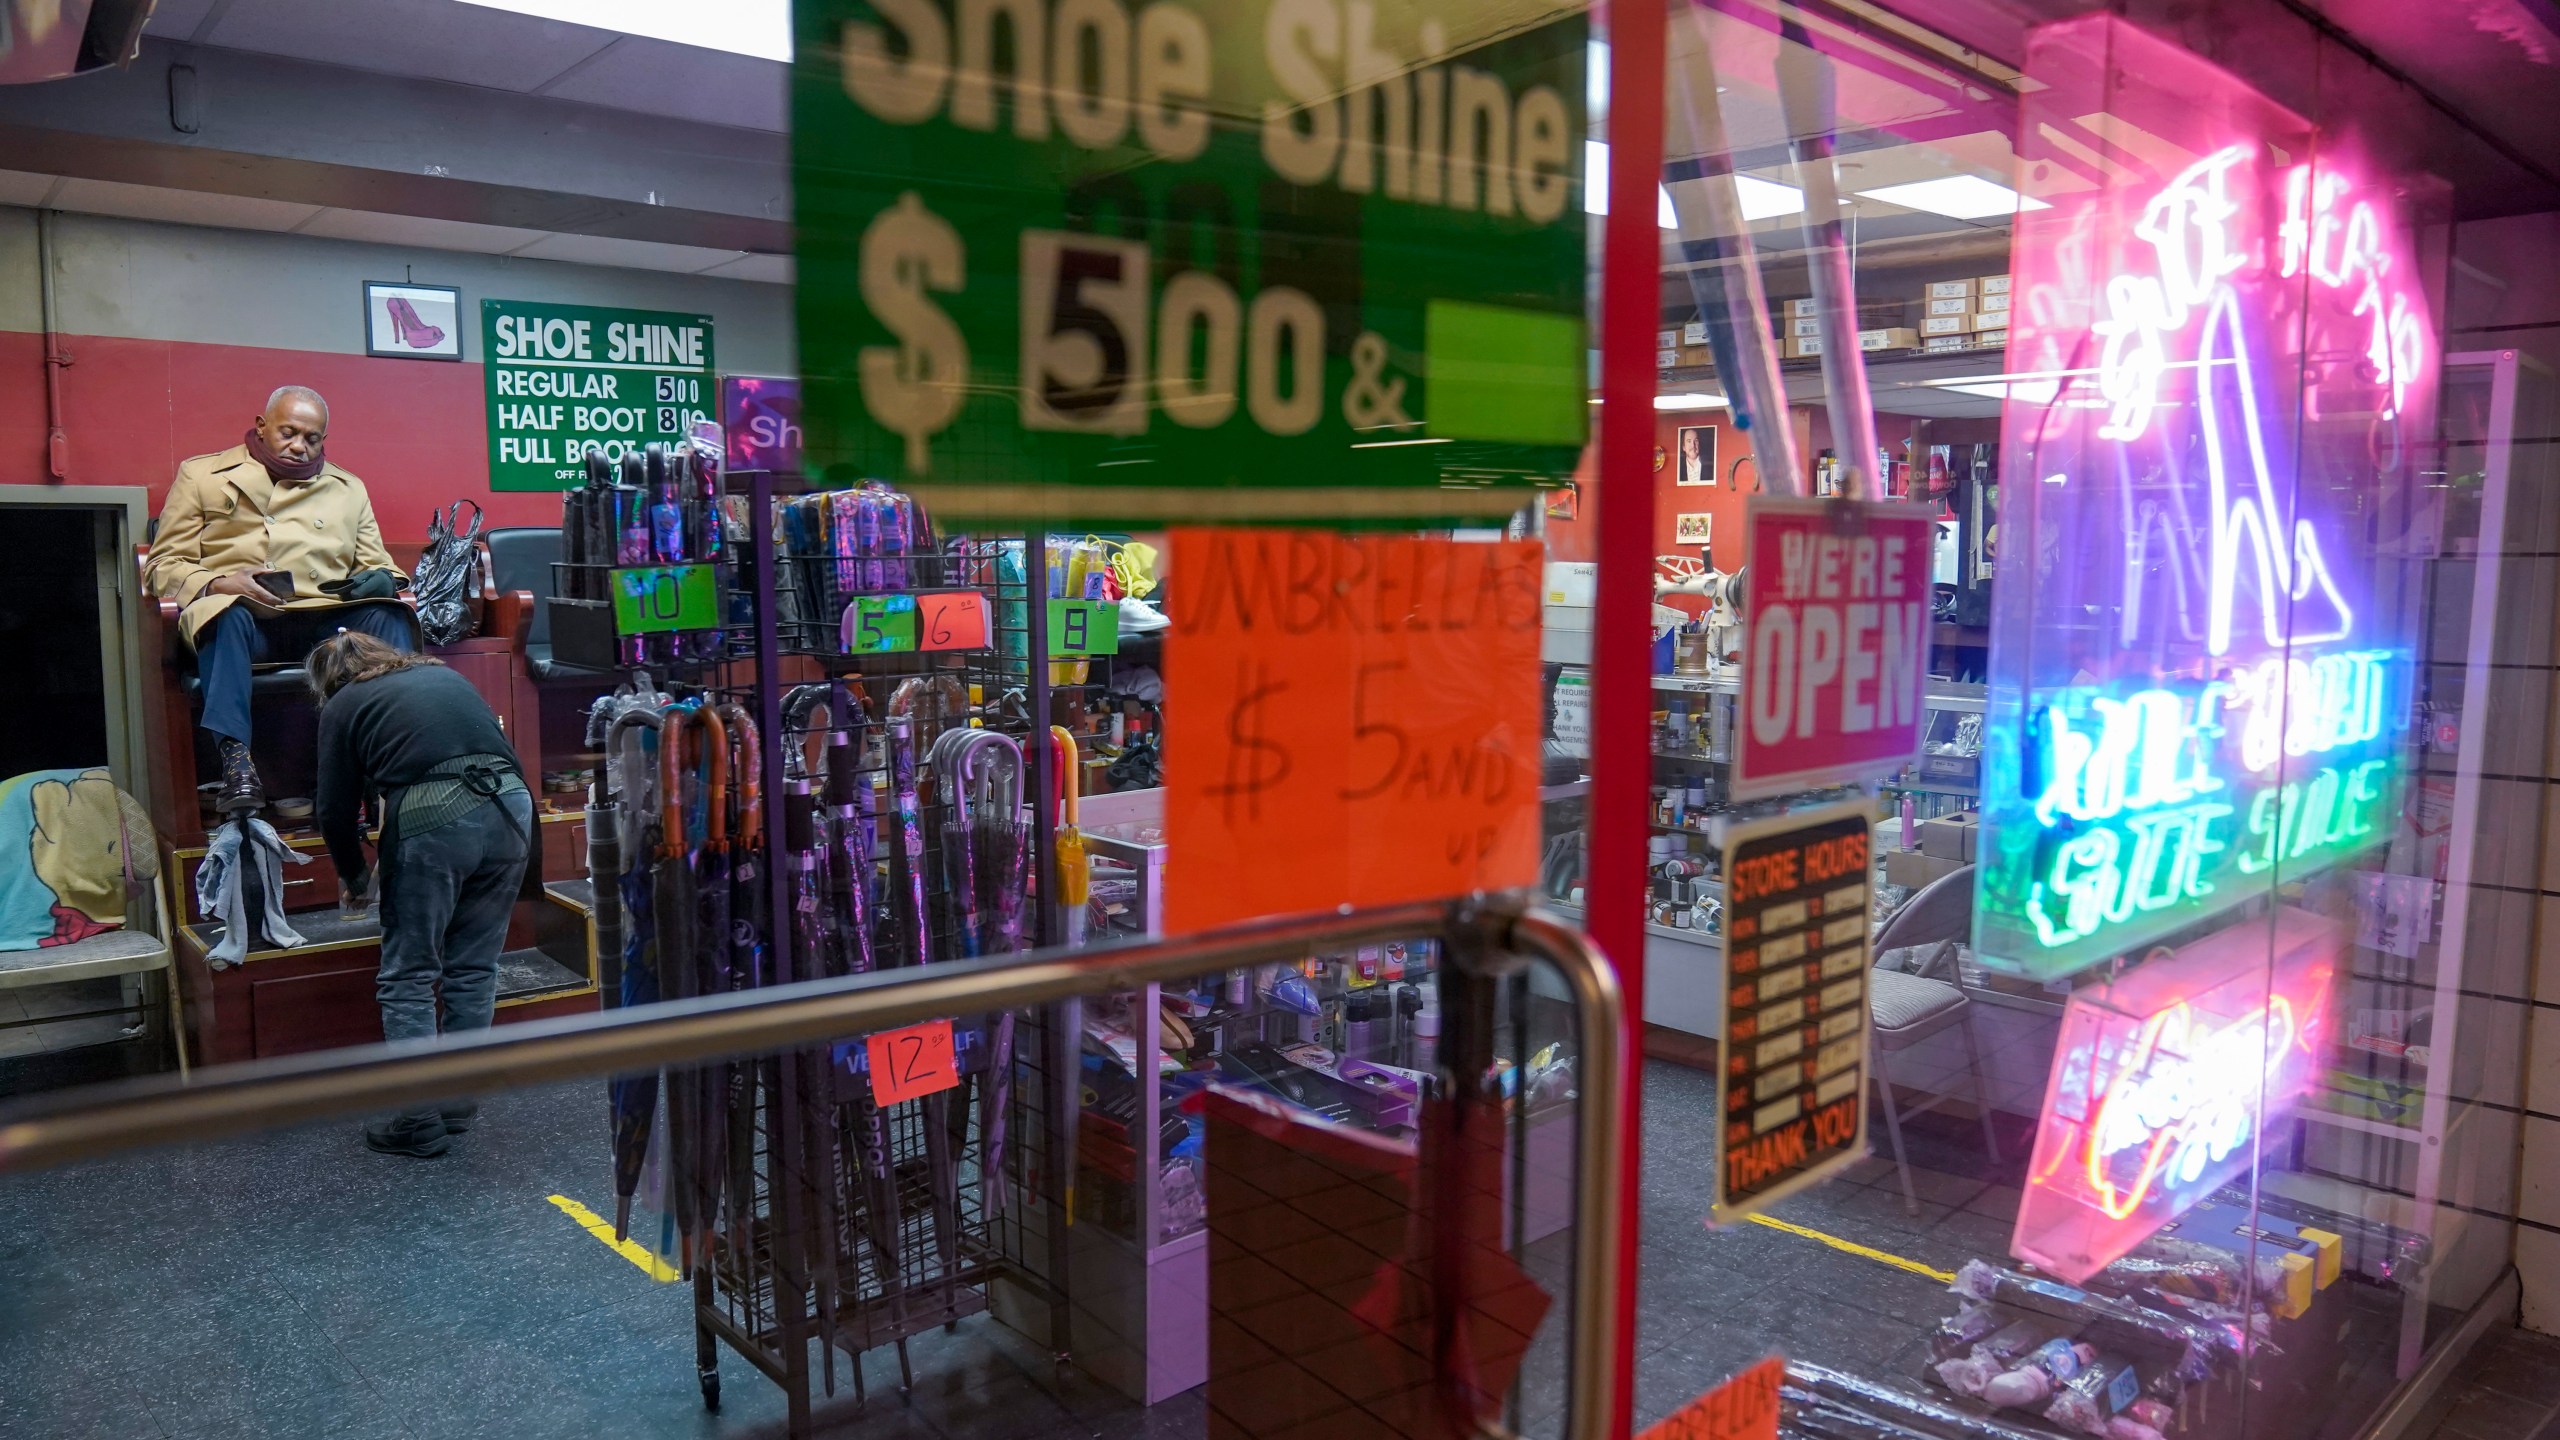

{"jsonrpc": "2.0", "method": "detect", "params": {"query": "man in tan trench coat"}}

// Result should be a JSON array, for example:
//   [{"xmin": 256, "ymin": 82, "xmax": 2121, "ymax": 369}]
[{"xmin": 146, "ymin": 386, "xmax": 412, "ymax": 813}]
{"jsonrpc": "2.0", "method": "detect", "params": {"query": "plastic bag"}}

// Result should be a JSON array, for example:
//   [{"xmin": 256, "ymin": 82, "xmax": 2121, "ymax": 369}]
[{"xmin": 413, "ymin": 498, "xmax": 485, "ymax": 646}]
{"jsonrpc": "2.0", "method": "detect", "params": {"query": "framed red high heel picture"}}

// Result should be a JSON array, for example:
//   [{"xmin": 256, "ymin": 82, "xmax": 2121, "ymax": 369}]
[{"xmin": 364, "ymin": 281, "xmax": 462, "ymax": 360}]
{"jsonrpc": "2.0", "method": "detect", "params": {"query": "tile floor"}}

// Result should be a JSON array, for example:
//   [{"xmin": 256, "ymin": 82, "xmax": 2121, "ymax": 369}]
[
  {"xmin": 0, "ymin": 1059, "xmax": 2490, "ymax": 1439},
  {"xmin": 2419, "ymin": 1326, "xmax": 2560, "ymax": 1440}
]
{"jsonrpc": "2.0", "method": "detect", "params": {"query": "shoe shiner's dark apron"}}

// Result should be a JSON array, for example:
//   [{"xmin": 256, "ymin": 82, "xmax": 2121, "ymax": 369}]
[{"xmin": 375, "ymin": 753, "xmax": 540, "ymax": 932}]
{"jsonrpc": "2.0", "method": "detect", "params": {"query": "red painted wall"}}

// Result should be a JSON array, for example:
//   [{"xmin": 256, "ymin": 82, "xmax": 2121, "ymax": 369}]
[
  {"xmin": 1546, "ymin": 411, "xmax": 1756, "ymax": 578},
  {"xmin": 0, "ymin": 330, "xmax": 564, "ymax": 542}
]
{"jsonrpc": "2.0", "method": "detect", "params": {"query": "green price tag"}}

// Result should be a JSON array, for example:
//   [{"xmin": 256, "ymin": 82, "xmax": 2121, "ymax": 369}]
[
  {"xmin": 844, "ymin": 594, "xmax": 919, "ymax": 653},
  {"xmin": 1048, "ymin": 599, "xmax": 1120, "ymax": 657},
  {"xmin": 610, "ymin": 564, "xmax": 718, "ymax": 635}
]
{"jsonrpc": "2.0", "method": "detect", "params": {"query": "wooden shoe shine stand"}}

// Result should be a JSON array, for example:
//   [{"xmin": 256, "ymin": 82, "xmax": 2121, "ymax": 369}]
[{"xmin": 142, "ymin": 547, "xmax": 603, "ymax": 1066}]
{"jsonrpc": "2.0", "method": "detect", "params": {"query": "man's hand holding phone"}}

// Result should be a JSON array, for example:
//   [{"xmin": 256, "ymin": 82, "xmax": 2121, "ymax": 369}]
[{"xmin": 208, "ymin": 572, "xmax": 294, "ymax": 609}]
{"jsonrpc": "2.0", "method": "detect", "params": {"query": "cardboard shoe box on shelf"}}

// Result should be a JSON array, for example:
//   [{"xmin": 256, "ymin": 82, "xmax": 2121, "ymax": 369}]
[
  {"xmin": 1926, "ymin": 278, "xmax": 1978, "ymax": 301},
  {"xmin": 1885, "ymin": 849, "xmax": 1966, "ymax": 888},
  {"xmin": 1977, "ymin": 274, "xmax": 2012, "ymax": 295},
  {"xmin": 1917, "ymin": 810, "xmax": 1979, "ymax": 861},
  {"xmin": 1791, "ymin": 327, "xmax": 1920, "ymax": 358}
]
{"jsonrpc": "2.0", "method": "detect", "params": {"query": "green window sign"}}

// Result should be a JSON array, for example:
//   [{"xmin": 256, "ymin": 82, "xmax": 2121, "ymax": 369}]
[
  {"xmin": 1049, "ymin": 599, "xmax": 1120, "ymax": 656},
  {"xmin": 792, "ymin": 0, "xmax": 1587, "ymax": 528},
  {"xmin": 611, "ymin": 565, "xmax": 720, "ymax": 635},
  {"xmin": 483, "ymin": 299, "xmax": 717, "ymax": 492}
]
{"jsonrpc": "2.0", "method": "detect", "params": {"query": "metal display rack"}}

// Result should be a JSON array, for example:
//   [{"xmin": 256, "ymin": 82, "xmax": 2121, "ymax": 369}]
[{"xmin": 567, "ymin": 469, "xmax": 1093, "ymax": 1435}]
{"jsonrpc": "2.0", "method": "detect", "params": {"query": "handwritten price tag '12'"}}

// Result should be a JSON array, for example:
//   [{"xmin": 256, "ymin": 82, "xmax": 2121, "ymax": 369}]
[{"xmin": 864, "ymin": 1019, "xmax": 960, "ymax": 1107}]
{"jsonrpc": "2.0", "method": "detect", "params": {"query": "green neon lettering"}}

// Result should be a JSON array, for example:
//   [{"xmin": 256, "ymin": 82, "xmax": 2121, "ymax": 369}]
[
  {"xmin": 2239, "ymin": 789, "xmax": 2281, "ymax": 875},
  {"xmin": 2288, "ymin": 768, "xmax": 2341, "ymax": 859},
  {"xmin": 2342, "ymin": 758, "xmax": 2388, "ymax": 840},
  {"xmin": 2180, "ymin": 802, "xmax": 2233, "ymax": 898}
]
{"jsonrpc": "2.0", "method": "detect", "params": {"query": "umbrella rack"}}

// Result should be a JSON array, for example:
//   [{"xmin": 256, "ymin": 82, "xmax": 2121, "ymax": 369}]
[{"xmin": 657, "ymin": 509, "xmax": 1081, "ymax": 1435}]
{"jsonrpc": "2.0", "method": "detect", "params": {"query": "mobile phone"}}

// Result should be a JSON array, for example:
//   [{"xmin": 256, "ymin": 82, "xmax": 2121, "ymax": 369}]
[{"xmin": 251, "ymin": 570, "xmax": 296, "ymax": 602}]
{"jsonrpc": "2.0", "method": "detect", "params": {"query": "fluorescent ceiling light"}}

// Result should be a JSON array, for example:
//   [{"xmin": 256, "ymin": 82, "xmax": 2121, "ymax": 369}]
[
  {"xmin": 1587, "ymin": 144, "xmax": 1805, "ymax": 227},
  {"xmin": 1854, "ymin": 175, "xmax": 2047, "ymax": 221},
  {"xmin": 1655, "ymin": 393, "xmax": 1729, "ymax": 410},
  {"xmin": 450, "ymin": 0, "xmax": 792, "ymax": 61},
  {"xmin": 1729, "ymin": 175, "xmax": 1806, "ymax": 221},
  {"xmin": 1922, "ymin": 374, "xmax": 2061, "ymax": 404},
  {"xmin": 1584, "ymin": 143, "xmax": 1677, "ymax": 228}
]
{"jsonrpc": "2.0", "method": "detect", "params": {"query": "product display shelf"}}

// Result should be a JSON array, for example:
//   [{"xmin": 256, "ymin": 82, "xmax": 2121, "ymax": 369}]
[{"xmin": 554, "ymin": 479, "xmax": 1086, "ymax": 1436}]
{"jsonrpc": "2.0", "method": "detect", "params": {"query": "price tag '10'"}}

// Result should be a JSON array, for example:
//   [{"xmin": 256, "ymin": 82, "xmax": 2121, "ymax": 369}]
[{"xmin": 864, "ymin": 1019, "xmax": 960, "ymax": 1107}]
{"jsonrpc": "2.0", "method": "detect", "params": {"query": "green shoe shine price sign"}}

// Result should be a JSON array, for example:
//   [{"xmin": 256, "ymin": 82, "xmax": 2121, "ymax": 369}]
[
  {"xmin": 792, "ymin": 0, "xmax": 1587, "ymax": 527},
  {"xmin": 484, "ymin": 300, "xmax": 717, "ymax": 492}
]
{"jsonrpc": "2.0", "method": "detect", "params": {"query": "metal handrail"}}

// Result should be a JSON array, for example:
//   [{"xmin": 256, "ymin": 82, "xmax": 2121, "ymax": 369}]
[{"xmin": 0, "ymin": 895, "xmax": 1623, "ymax": 1440}]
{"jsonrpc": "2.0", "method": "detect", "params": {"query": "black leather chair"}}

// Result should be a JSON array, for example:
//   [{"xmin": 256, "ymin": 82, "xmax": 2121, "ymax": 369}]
[{"xmin": 484, "ymin": 527, "xmax": 563, "ymax": 680}]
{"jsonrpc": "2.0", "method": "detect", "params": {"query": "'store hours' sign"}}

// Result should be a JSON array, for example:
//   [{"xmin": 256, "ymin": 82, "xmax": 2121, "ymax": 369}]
[
  {"xmin": 1163, "ymin": 530, "xmax": 1540, "ymax": 935},
  {"xmin": 1734, "ymin": 499, "xmax": 1932, "ymax": 799},
  {"xmin": 1713, "ymin": 803, "xmax": 1873, "ymax": 1223},
  {"xmin": 482, "ymin": 300, "xmax": 717, "ymax": 492}
]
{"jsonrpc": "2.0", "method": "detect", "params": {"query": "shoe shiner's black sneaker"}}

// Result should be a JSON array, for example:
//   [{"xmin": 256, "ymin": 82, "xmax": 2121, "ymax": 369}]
[
  {"xmin": 364, "ymin": 1115, "xmax": 451, "ymax": 1158},
  {"xmin": 439, "ymin": 1102, "xmax": 480, "ymax": 1133},
  {"xmin": 216, "ymin": 738, "xmax": 266, "ymax": 815}
]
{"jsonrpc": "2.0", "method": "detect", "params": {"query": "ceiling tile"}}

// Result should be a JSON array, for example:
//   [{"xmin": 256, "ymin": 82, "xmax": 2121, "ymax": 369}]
[
  {"xmin": 538, "ymin": 37, "xmax": 786, "ymax": 132},
  {"xmin": 505, "ymin": 231, "xmax": 745, "ymax": 273},
  {"xmin": 48, "ymin": 177, "xmax": 322, "ymax": 232},
  {"xmin": 203, "ymin": 0, "xmax": 616, "ymax": 92},
  {"xmin": 0, "ymin": 169, "xmax": 62, "ymax": 208},
  {"xmin": 295, "ymin": 208, "xmax": 549, "ymax": 254},
  {"xmin": 695, "ymin": 252, "xmax": 793, "ymax": 285}
]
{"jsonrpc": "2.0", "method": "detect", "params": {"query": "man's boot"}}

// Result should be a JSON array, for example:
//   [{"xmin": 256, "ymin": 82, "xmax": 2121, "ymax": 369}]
[{"xmin": 216, "ymin": 737, "xmax": 265, "ymax": 815}]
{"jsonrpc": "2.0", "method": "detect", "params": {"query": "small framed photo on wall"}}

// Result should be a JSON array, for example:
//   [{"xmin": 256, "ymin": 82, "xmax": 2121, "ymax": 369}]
[
  {"xmin": 365, "ymin": 282, "xmax": 461, "ymax": 360},
  {"xmin": 1675, "ymin": 423, "xmax": 1716, "ymax": 486},
  {"xmin": 1675, "ymin": 511, "xmax": 1713, "ymax": 546}
]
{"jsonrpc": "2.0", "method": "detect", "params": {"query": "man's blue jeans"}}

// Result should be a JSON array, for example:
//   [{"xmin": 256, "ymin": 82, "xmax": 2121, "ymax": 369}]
[
  {"xmin": 196, "ymin": 601, "xmax": 416, "ymax": 744},
  {"xmin": 378, "ymin": 792, "xmax": 533, "ymax": 1067}
]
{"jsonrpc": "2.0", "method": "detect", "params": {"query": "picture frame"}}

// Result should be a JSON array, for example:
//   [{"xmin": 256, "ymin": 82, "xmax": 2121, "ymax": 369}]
[
  {"xmin": 1675, "ymin": 511, "xmax": 1713, "ymax": 545},
  {"xmin": 364, "ymin": 281, "xmax": 461, "ymax": 360},
  {"xmin": 1675, "ymin": 423, "xmax": 1716, "ymax": 486}
]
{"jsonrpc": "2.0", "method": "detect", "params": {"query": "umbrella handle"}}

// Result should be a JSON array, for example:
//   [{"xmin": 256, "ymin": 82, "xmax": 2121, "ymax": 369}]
[
  {"xmin": 697, "ymin": 704, "xmax": 729, "ymax": 849},
  {"xmin": 1051, "ymin": 725, "xmax": 1079, "ymax": 825},
  {"xmin": 660, "ymin": 706, "xmax": 691, "ymax": 858},
  {"xmin": 716, "ymin": 702, "xmax": 761, "ymax": 848}
]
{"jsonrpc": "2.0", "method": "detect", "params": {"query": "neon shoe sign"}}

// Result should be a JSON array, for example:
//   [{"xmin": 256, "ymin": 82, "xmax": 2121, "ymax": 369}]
[
  {"xmin": 2013, "ymin": 906, "xmax": 2338, "ymax": 1282},
  {"xmin": 1974, "ymin": 16, "xmax": 2429, "ymax": 980}
]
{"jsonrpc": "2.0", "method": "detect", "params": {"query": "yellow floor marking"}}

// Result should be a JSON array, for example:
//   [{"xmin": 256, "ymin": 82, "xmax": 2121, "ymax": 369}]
[
  {"xmin": 1742, "ymin": 1212, "xmax": 1957, "ymax": 1284},
  {"xmin": 548, "ymin": 1194, "xmax": 681, "ymax": 1283}
]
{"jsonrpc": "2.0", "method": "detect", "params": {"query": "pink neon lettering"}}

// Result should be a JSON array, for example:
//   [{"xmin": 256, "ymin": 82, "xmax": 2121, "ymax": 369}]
[{"xmin": 2083, "ymin": 997, "xmax": 2301, "ymax": 1219}]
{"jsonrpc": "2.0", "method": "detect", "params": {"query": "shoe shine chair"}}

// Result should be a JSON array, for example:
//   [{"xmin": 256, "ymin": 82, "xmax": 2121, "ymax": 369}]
[{"xmin": 1867, "ymin": 863, "xmax": 2003, "ymax": 1215}]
